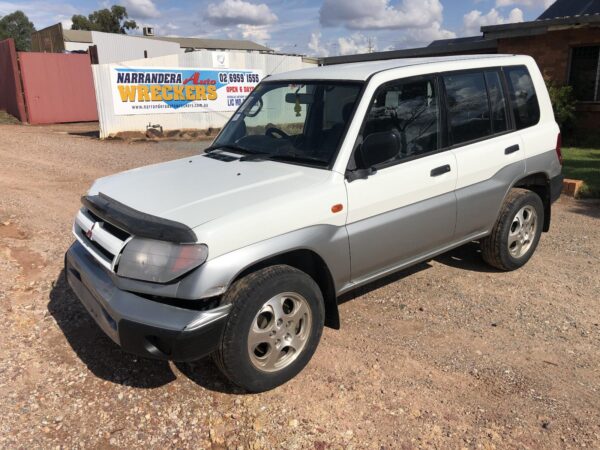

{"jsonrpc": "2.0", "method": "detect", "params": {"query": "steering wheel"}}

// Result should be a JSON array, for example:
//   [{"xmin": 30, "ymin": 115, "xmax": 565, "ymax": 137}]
[{"xmin": 265, "ymin": 126, "xmax": 290, "ymax": 139}]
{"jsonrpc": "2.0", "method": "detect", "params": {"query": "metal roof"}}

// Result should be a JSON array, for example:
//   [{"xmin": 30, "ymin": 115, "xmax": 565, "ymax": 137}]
[
  {"xmin": 144, "ymin": 36, "xmax": 272, "ymax": 52},
  {"xmin": 427, "ymin": 36, "xmax": 488, "ymax": 48},
  {"xmin": 269, "ymin": 54, "xmax": 513, "ymax": 81},
  {"xmin": 63, "ymin": 29, "xmax": 92, "ymax": 43},
  {"xmin": 482, "ymin": 0, "xmax": 600, "ymax": 39},
  {"xmin": 481, "ymin": 14, "xmax": 600, "ymax": 39},
  {"xmin": 538, "ymin": 0, "xmax": 600, "ymax": 20},
  {"xmin": 60, "ymin": 28, "xmax": 272, "ymax": 52}
]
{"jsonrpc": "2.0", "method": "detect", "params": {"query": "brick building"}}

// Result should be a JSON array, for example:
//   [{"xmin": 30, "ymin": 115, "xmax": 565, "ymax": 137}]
[
  {"xmin": 324, "ymin": 0, "xmax": 600, "ymax": 133},
  {"xmin": 482, "ymin": 0, "xmax": 600, "ymax": 131}
]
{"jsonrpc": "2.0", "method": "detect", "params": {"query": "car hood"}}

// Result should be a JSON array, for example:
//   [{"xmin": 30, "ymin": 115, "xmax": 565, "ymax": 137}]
[{"xmin": 89, "ymin": 153, "xmax": 332, "ymax": 229}]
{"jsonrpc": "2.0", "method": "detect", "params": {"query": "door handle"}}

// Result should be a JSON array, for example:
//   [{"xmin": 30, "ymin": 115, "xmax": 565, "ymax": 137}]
[
  {"xmin": 430, "ymin": 164, "xmax": 451, "ymax": 177},
  {"xmin": 505, "ymin": 144, "xmax": 520, "ymax": 155}
]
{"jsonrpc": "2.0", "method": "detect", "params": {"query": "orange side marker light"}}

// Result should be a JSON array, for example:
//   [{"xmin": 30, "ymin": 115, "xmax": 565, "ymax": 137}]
[{"xmin": 331, "ymin": 204, "xmax": 344, "ymax": 213}]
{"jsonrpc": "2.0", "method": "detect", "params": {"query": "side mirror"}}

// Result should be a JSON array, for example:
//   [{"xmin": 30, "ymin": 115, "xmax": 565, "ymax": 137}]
[
  {"xmin": 346, "ymin": 131, "xmax": 400, "ymax": 182},
  {"xmin": 357, "ymin": 131, "xmax": 400, "ymax": 169}
]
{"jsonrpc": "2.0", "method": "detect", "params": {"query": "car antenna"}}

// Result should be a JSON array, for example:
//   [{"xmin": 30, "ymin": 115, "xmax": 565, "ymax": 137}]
[{"xmin": 267, "ymin": 44, "xmax": 298, "ymax": 76}]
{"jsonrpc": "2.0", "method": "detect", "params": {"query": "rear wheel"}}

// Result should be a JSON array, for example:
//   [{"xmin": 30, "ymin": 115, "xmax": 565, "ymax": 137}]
[
  {"xmin": 481, "ymin": 188, "xmax": 544, "ymax": 271},
  {"xmin": 214, "ymin": 265, "xmax": 324, "ymax": 392}
]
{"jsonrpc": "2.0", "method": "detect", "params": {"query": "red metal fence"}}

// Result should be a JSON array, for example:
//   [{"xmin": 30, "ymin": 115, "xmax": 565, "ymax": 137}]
[
  {"xmin": 0, "ymin": 38, "xmax": 98, "ymax": 124},
  {"xmin": 19, "ymin": 52, "xmax": 98, "ymax": 124},
  {"xmin": 0, "ymin": 39, "xmax": 27, "ymax": 121}
]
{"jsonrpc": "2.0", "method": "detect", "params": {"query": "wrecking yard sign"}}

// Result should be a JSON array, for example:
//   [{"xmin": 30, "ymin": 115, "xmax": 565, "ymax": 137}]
[{"xmin": 111, "ymin": 67, "xmax": 262, "ymax": 115}]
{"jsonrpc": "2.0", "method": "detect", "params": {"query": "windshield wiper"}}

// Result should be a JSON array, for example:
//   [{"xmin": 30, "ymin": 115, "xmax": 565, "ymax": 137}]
[
  {"xmin": 239, "ymin": 152, "xmax": 270, "ymax": 161},
  {"xmin": 269, "ymin": 154, "xmax": 328, "ymax": 166},
  {"xmin": 240, "ymin": 151, "xmax": 328, "ymax": 166},
  {"xmin": 205, "ymin": 143, "xmax": 254, "ymax": 154}
]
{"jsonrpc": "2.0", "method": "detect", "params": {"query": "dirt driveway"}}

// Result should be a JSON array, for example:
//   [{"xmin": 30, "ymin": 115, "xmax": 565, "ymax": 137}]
[{"xmin": 1, "ymin": 123, "xmax": 599, "ymax": 449}]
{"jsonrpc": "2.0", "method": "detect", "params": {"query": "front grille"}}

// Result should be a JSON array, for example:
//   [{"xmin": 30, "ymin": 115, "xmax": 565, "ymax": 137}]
[
  {"xmin": 87, "ymin": 238, "xmax": 114, "ymax": 260},
  {"xmin": 73, "ymin": 208, "xmax": 131, "ymax": 271},
  {"xmin": 85, "ymin": 209, "xmax": 131, "ymax": 241}
]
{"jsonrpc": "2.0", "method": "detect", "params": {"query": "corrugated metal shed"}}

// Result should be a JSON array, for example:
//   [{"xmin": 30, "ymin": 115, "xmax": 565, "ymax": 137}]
[
  {"xmin": 31, "ymin": 24, "xmax": 66, "ymax": 52},
  {"xmin": 144, "ymin": 36, "xmax": 273, "ymax": 52},
  {"xmin": 63, "ymin": 29, "xmax": 92, "ymax": 43},
  {"xmin": 90, "ymin": 31, "xmax": 180, "ymax": 64},
  {"xmin": 93, "ymin": 50, "xmax": 317, "ymax": 138}
]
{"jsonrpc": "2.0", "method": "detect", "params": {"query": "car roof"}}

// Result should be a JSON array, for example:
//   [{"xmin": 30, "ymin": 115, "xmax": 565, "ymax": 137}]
[{"xmin": 266, "ymin": 54, "xmax": 527, "ymax": 82}]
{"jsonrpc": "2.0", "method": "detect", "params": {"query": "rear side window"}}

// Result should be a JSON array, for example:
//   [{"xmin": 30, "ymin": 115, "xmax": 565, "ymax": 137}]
[
  {"xmin": 504, "ymin": 66, "xmax": 540, "ymax": 130},
  {"xmin": 443, "ymin": 72, "xmax": 491, "ymax": 144}
]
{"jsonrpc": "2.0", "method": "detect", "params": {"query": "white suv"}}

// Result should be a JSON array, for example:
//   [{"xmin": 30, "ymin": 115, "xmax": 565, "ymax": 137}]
[{"xmin": 66, "ymin": 55, "xmax": 563, "ymax": 392}]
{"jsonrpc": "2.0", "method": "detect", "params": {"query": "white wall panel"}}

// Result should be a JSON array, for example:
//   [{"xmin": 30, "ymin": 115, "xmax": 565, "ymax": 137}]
[{"xmin": 91, "ymin": 32, "xmax": 180, "ymax": 64}]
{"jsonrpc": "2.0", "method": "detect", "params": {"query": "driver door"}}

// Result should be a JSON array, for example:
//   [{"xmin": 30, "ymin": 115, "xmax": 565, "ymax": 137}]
[{"xmin": 345, "ymin": 75, "xmax": 457, "ymax": 283}]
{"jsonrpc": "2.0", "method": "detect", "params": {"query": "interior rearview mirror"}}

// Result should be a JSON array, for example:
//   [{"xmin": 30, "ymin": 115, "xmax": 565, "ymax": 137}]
[{"xmin": 285, "ymin": 93, "xmax": 315, "ymax": 104}]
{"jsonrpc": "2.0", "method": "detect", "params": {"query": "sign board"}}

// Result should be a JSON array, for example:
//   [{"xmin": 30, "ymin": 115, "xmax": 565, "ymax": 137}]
[
  {"xmin": 212, "ymin": 52, "xmax": 230, "ymax": 69},
  {"xmin": 111, "ymin": 67, "xmax": 262, "ymax": 115}
]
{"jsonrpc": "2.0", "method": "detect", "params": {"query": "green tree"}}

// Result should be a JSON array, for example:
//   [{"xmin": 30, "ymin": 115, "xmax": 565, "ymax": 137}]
[
  {"xmin": 71, "ymin": 5, "xmax": 137, "ymax": 34},
  {"xmin": 0, "ymin": 11, "xmax": 36, "ymax": 51}
]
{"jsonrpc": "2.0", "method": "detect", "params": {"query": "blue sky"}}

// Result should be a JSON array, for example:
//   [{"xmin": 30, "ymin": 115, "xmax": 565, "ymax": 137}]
[{"xmin": 1, "ymin": 0, "xmax": 555, "ymax": 55}]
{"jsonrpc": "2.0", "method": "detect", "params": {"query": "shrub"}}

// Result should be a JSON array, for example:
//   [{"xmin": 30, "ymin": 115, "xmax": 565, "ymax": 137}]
[{"xmin": 545, "ymin": 81, "xmax": 577, "ymax": 131}]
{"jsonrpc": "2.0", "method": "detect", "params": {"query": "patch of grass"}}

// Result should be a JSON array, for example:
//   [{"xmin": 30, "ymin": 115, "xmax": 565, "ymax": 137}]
[
  {"xmin": 0, "ymin": 110, "xmax": 20, "ymax": 124},
  {"xmin": 562, "ymin": 147, "xmax": 600, "ymax": 198}
]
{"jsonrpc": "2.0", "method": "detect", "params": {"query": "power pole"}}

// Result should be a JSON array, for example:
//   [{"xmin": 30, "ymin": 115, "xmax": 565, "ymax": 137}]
[{"xmin": 367, "ymin": 37, "xmax": 375, "ymax": 53}]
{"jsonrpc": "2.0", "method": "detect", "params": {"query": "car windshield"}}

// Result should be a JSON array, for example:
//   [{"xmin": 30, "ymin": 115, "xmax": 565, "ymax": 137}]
[{"xmin": 211, "ymin": 81, "xmax": 364, "ymax": 167}]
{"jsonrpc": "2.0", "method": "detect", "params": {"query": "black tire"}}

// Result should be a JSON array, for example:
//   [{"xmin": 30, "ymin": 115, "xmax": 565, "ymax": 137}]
[
  {"xmin": 481, "ymin": 188, "xmax": 544, "ymax": 271},
  {"xmin": 213, "ymin": 265, "xmax": 325, "ymax": 392}
]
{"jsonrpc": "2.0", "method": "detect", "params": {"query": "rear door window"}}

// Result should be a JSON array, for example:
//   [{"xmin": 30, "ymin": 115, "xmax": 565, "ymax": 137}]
[
  {"xmin": 443, "ymin": 72, "xmax": 491, "ymax": 145},
  {"xmin": 504, "ymin": 66, "xmax": 540, "ymax": 130}
]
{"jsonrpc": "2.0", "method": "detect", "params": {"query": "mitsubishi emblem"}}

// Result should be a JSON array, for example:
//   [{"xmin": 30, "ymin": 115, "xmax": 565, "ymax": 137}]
[{"xmin": 86, "ymin": 223, "xmax": 96, "ymax": 240}]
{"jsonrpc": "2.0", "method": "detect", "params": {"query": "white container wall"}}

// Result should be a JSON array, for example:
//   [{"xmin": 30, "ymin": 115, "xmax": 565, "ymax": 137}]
[
  {"xmin": 92, "ymin": 50, "xmax": 318, "ymax": 138},
  {"xmin": 90, "ymin": 31, "xmax": 180, "ymax": 64}
]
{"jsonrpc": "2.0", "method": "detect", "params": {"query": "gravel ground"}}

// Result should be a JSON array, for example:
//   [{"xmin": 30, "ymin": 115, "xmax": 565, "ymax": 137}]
[{"xmin": 1, "ymin": 123, "xmax": 599, "ymax": 449}]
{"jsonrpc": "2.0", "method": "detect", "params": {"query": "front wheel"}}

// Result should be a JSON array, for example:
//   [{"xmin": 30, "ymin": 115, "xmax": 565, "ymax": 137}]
[
  {"xmin": 213, "ymin": 265, "xmax": 324, "ymax": 392},
  {"xmin": 481, "ymin": 188, "xmax": 544, "ymax": 271}
]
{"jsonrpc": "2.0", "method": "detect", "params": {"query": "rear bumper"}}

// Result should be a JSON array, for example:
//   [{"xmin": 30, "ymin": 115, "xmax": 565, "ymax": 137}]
[
  {"xmin": 65, "ymin": 241, "xmax": 230, "ymax": 362},
  {"xmin": 550, "ymin": 173, "xmax": 564, "ymax": 204}
]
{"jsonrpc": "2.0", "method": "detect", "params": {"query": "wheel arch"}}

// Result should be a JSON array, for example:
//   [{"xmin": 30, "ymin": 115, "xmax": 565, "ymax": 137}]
[
  {"xmin": 231, "ymin": 249, "xmax": 340, "ymax": 330},
  {"xmin": 512, "ymin": 171, "xmax": 552, "ymax": 232}
]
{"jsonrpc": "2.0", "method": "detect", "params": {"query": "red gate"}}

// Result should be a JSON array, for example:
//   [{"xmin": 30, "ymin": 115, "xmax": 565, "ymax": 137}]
[
  {"xmin": 0, "ymin": 39, "xmax": 27, "ymax": 121},
  {"xmin": 18, "ymin": 52, "xmax": 98, "ymax": 124}
]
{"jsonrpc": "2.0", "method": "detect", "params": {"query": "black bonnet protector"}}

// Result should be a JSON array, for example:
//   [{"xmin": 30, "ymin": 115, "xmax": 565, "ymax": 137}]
[{"xmin": 81, "ymin": 193, "xmax": 197, "ymax": 243}]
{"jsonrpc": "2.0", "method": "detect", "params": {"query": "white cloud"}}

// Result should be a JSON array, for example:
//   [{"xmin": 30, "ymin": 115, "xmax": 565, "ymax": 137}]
[
  {"xmin": 308, "ymin": 31, "xmax": 329, "ymax": 57},
  {"xmin": 496, "ymin": 0, "xmax": 555, "ymax": 8},
  {"xmin": 207, "ymin": 0, "xmax": 278, "ymax": 26},
  {"xmin": 409, "ymin": 21, "xmax": 456, "ymax": 43},
  {"xmin": 122, "ymin": 0, "xmax": 160, "ymax": 19},
  {"xmin": 305, "ymin": 32, "xmax": 373, "ymax": 57},
  {"xmin": 238, "ymin": 24, "xmax": 270, "ymax": 42},
  {"xmin": 0, "ymin": 1, "xmax": 79, "ymax": 29},
  {"xmin": 463, "ymin": 7, "xmax": 524, "ymax": 35},
  {"xmin": 337, "ymin": 33, "xmax": 374, "ymax": 55},
  {"xmin": 320, "ymin": 0, "xmax": 445, "ymax": 30},
  {"xmin": 306, "ymin": 33, "xmax": 386, "ymax": 57}
]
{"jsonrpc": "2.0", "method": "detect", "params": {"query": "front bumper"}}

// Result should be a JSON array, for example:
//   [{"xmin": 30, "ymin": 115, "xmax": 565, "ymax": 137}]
[{"xmin": 65, "ymin": 241, "xmax": 230, "ymax": 362}]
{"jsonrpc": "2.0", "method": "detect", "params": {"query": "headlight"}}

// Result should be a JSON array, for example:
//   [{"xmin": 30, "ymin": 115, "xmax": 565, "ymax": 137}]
[{"xmin": 117, "ymin": 238, "xmax": 208, "ymax": 283}]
